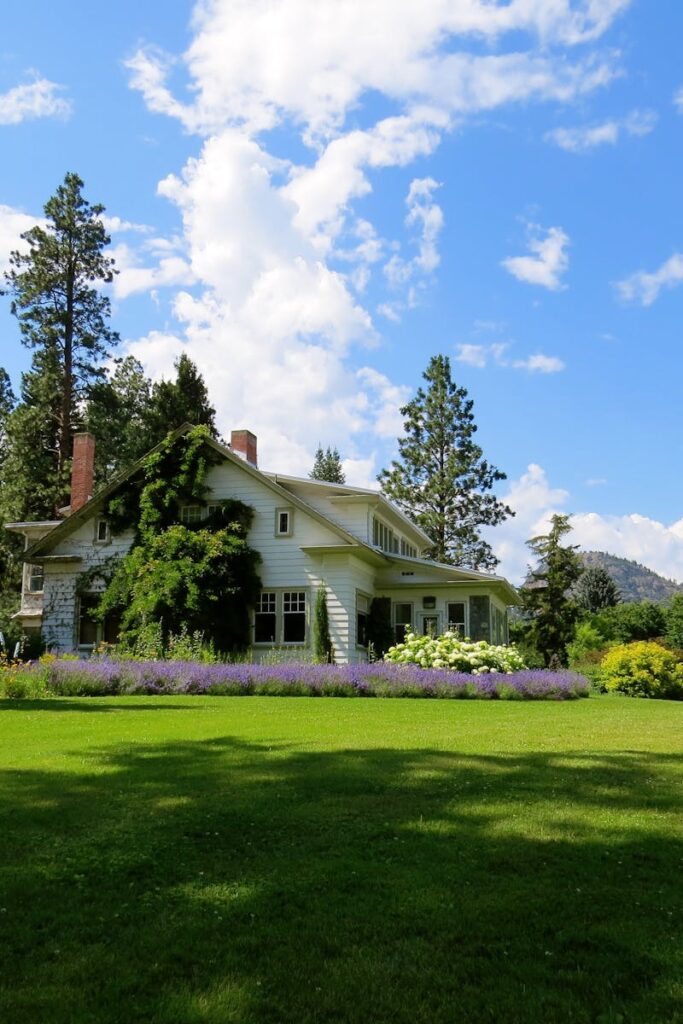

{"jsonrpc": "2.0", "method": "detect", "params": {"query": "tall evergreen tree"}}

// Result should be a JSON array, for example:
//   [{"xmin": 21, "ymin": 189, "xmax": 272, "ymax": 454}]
[
  {"xmin": 310, "ymin": 444, "xmax": 346, "ymax": 484},
  {"xmin": 85, "ymin": 356, "xmax": 153, "ymax": 484},
  {"xmin": 522, "ymin": 514, "xmax": 584, "ymax": 666},
  {"xmin": 145, "ymin": 353, "xmax": 217, "ymax": 442},
  {"xmin": 3, "ymin": 172, "xmax": 118, "ymax": 511},
  {"xmin": 575, "ymin": 565, "xmax": 620, "ymax": 612},
  {"xmin": 0, "ymin": 367, "xmax": 15, "ymax": 466},
  {"xmin": 378, "ymin": 355, "xmax": 512, "ymax": 569}
]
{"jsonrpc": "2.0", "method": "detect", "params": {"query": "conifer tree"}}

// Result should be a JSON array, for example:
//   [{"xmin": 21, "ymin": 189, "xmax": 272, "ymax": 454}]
[
  {"xmin": 310, "ymin": 444, "xmax": 346, "ymax": 483},
  {"xmin": 522, "ymin": 514, "xmax": 583, "ymax": 666},
  {"xmin": 145, "ymin": 353, "xmax": 217, "ymax": 442},
  {"xmin": 378, "ymin": 355, "xmax": 512, "ymax": 569},
  {"xmin": 575, "ymin": 565, "xmax": 620, "ymax": 612},
  {"xmin": 3, "ymin": 173, "xmax": 118, "ymax": 510},
  {"xmin": 85, "ymin": 356, "xmax": 153, "ymax": 484}
]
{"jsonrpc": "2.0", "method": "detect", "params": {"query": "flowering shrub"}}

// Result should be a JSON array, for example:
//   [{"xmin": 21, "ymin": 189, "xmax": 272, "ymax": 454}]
[
  {"xmin": 601, "ymin": 642, "xmax": 683, "ymax": 700},
  {"xmin": 384, "ymin": 631, "xmax": 527, "ymax": 674},
  {"xmin": 0, "ymin": 657, "xmax": 589, "ymax": 701}
]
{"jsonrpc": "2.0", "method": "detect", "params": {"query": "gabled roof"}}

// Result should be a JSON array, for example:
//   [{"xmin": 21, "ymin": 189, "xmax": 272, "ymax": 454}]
[{"xmin": 20, "ymin": 424, "xmax": 371, "ymax": 562}]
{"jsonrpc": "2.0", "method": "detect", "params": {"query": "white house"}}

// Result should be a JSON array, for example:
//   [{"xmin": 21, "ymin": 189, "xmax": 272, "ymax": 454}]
[{"xmin": 6, "ymin": 427, "xmax": 519, "ymax": 663}]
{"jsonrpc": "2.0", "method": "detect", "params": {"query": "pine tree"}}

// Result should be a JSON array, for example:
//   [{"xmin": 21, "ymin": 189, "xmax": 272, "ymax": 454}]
[
  {"xmin": 0, "ymin": 368, "xmax": 14, "ymax": 467},
  {"xmin": 522, "ymin": 514, "xmax": 583, "ymax": 666},
  {"xmin": 310, "ymin": 444, "xmax": 346, "ymax": 483},
  {"xmin": 378, "ymin": 355, "xmax": 512, "ymax": 569},
  {"xmin": 3, "ymin": 173, "xmax": 118, "ymax": 510},
  {"xmin": 575, "ymin": 565, "xmax": 620, "ymax": 612},
  {"xmin": 85, "ymin": 356, "xmax": 153, "ymax": 484},
  {"xmin": 145, "ymin": 353, "xmax": 217, "ymax": 443}
]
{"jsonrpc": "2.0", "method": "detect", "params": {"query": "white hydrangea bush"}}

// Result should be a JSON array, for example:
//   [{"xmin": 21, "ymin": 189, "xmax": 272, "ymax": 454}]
[{"xmin": 384, "ymin": 630, "xmax": 527, "ymax": 674}]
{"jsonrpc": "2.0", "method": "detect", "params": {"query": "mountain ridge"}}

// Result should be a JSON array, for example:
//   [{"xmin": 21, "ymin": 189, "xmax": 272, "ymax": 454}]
[{"xmin": 579, "ymin": 550, "xmax": 683, "ymax": 604}]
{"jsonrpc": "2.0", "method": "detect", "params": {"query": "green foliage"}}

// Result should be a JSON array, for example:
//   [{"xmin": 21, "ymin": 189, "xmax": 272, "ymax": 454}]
[
  {"xmin": 312, "ymin": 587, "xmax": 334, "ymax": 663},
  {"xmin": 665, "ymin": 594, "xmax": 683, "ymax": 649},
  {"xmin": 366, "ymin": 597, "xmax": 395, "ymax": 658},
  {"xmin": 567, "ymin": 622, "xmax": 608, "ymax": 667},
  {"xmin": 590, "ymin": 601, "xmax": 667, "ymax": 644},
  {"xmin": 97, "ymin": 426, "xmax": 261, "ymax": 653},
  {"xmin": 523, "ymin": 514, "xmax": 583, "ymax": 667},
  {"xmin": 310, "ymin": 444, "xmax": 346, "ymax": 483},
  {"xmin": 575, "ymin": 565, "xmax": 620, "ymax": 612},
  {"xmin": 378, "ymin": 355, "xmax": 512, "ymax": 569},
  {"xmin": 85, "ymin": 356, "xmax": 153, "ymax": 485},
  {"xmin": 2, "ymin": 172, "xmax": 118, "ymax": 510},
  {"xmin": 385, "ymin": 630, "xmax": 527, "ymax": 673},
  {"xmin": 145, "ymin": 353, "xmax": 217, "ymax": 443},
  {"xmin": 601, "ymin": 642, "xmax": 683, "ymax": 700}
]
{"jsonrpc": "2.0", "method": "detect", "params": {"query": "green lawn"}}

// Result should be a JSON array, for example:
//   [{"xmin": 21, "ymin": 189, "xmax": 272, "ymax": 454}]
[{"xmin": 0, "ymin": 695, "xmax": 681, "ymax": 1024}]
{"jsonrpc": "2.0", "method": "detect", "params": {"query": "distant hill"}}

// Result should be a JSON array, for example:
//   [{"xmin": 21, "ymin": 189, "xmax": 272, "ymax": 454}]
[{"xmin": 579, "ymin": 551, "xmax": 683, "ymax": 604}]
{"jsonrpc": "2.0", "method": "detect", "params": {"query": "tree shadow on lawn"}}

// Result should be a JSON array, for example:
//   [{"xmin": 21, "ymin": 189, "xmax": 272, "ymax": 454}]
[
  {"xmin": 0, "ymin": 699, "xmax": 204, "ymax": 713},
  {"xmin": 0, "ymin": 736, "xmax": 681, "ymax": 1024}
]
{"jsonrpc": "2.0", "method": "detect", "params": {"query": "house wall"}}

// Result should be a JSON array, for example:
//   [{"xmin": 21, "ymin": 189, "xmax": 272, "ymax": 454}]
[{"xmin": 375, "ymin": 585, "xmax": 509, "ymax": 643}]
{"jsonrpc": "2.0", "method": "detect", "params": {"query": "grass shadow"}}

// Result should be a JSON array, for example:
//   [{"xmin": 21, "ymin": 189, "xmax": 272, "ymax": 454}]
[{"xmin": 0, "ymin": 732, "xmax": 681, "ymax": 1023}]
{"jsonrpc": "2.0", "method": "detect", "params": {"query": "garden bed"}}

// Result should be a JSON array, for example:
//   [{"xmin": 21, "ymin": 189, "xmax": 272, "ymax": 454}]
[{"xmin": 2, "ymin": 658, "xmax": 590, "ymax": 700}]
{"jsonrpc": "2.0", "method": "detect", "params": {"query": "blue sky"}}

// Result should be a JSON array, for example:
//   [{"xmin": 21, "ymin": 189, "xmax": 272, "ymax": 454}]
[{"xmin": 1, "ymin": 0, "xmax": 682, "ymax": 582}]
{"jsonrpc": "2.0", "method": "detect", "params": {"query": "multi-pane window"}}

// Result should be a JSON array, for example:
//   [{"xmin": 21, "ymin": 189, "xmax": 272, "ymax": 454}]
[
  {"xmin": 180, "ymin": 505, "xmax": 202, "ymax": 524},
  {"xmin": 255, "ymin": 592, "xmax": 277, "ymax": 643},
  {"xmin": 283, "ymin": 591, "xmax": 306, "ymax": 642},
  {"xmin": 26, "ymin": 564, "xmax": 44, "ymax": 594},
  {"xmin": 372, "ymin": 517, "xmax": 399, "ymax": 554},
  {"xmin": 356, "ymin": 594, "xmax": 369, "ymax": 647},
  {"xmin": 400, "ymin": 539, "xmax": 417, "ymax": 558},
  {"xmin": 78, "ymin": 594, "xmax": 120, "ymax": 647},
  {"xmin": 394, "ymin": 602, "xmax": 413, "ymax": 643},
  {"xmin": 447, "ymin": 602, "xmax": 466, "ymax": 636}
]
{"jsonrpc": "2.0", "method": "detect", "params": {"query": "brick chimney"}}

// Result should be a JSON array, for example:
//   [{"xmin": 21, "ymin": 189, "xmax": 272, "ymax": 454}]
[
  {"xmin": 230, "ymin": 429, "xmax": 258, "ymax": 468},
  {"xmin": 70, "ymin": 433, "xmax": 96, "ymax": 512}
]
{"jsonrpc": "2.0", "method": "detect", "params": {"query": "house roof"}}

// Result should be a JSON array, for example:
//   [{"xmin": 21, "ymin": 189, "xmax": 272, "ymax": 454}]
[{"xmin": 11, "ymin": 423, "xmax": 519, "ymax": 604}]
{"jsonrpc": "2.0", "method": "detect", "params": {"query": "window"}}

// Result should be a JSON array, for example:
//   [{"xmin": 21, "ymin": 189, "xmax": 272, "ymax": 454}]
[
  {"xmin": 180, "ymin": 505, "xmax": 202, "ymax": 524},
  {"xmin": 357, "ymin": 593, "xmax": 370, "ymax": 647},
  {"xmin": 255, "ymin": 592, "xmax": 277, "ymax": 643},
  {"xmin": 275, "ymin": 508, "xmax": 293, "ymax": 537},
  {"xmin": 283, "ymin": 591, "xmax": 306, "ymax": 642},
  {"xmin": 400, "ymin": 539, "xmax": 417, "ymax": 558},
  {"xmin": 394, "ymin": 602, "xmax": 413, "ymax": 643},
  {"xmin": 78, "ymin": 594, "xmax": 121, "ymax": 647},
  {"xmin": 469, "ymin": 596, "xmax": 491, "ymax": 642},
  {"xmin": 26, "ymin": 564, "xmax": 44, "ymax": 593},
  {"xmin": 447, "ymin": 602, "xmax": 466, "ymax": 636},
  {"xmin": 95, "ymin": 519, "xmax": 110, "ymax": 542},
  {"xmin": 372, "ymin": 517, "xmax": 399, "ymax": 554},
  {"xmin": 207, "ymin": 503, "xmax": 223, "ymax": 518}
]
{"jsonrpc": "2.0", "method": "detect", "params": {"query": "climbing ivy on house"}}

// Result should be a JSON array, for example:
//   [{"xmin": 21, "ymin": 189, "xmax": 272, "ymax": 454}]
[{"xmin": 95, "ymin": 426, "xmax": 262, "ymax": 652}]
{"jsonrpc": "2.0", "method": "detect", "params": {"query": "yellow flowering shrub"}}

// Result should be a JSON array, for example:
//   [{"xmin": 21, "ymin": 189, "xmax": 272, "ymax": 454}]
[{"xmin": 601, "ymin": 642, "xmax": 683, "ymax": 700}]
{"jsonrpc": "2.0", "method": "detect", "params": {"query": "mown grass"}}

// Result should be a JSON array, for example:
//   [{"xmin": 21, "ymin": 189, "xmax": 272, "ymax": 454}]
[{"xmin": 0, "ymin": 695, "xmax": 681, "ymax": 1024}]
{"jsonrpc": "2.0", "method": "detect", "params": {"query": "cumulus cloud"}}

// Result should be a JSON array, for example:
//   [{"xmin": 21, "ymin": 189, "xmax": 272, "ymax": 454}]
[
  {"xmin": 456, "ymin": 342, "xmax": 565, "ymax": 373},
  {"xmin": 502, "ymin": 224, "xmax": 570, "ymax": 290},
  {"xmin": 489, "ymin": 464, "xmax": 683, "ymax": 585},
  {"xmin": 0, "ymin": 75, "xmax": 72, "ymax": 125},
  {"xmin": 121, "ymin": 0, "xmax": 628, "ymax": 473},
  {"xmin": 546, "ymin": 108, "xmax": 657, "ymax": 151},
  {"xmin": 0, "ymin": 203, "xmax": 40, "ymax": 274},
  {"xmin": 615, "ymin": 253, "xmax": 683, "ymax": 306}
]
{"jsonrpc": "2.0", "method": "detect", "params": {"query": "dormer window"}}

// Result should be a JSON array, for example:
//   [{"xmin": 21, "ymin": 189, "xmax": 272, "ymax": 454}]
[{"xmin": 275, "ymin": 508, "xmax": 293, "ymax": 537}]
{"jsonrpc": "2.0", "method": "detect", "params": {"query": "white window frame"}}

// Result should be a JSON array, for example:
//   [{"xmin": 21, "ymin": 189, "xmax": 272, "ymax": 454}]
[
  {"xmin": 274, "ymin": 507, "xmax": 294, "ymax": 538},
  {"xmin": 180, "ymin": 504, "xmax": 203, "ymax": 524},
  {"xmin": 393, "ymin": 601, "xmax": 413, "ymax": 644},
  {"xmin": 446, "ymin": 600, "xmax": 467, "ymax": 636},
  {"xmin": 253, "ymin": 589, "xmax": 308, "ymax": 645},
  {"xmin": 25, "ymin": 563, "xmax": 44, "ymax": 594},
  {"xmin": 94, "ymin": 518, "xmax": 110, "ymax": 544},
  {"xmin": 356, "ymin": 591, "xmax": 371, "ymax": 649}
]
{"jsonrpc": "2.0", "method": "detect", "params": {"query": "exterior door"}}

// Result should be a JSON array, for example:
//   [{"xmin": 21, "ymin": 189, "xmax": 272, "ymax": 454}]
[{"xmin": 419, "ymin": 612, "xmax": 440, "ymax": 637}]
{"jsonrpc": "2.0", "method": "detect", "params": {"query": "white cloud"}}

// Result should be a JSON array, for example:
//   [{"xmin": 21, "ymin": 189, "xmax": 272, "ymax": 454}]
[
  {"xmin": 126, "ymin": 1, "xmax": 625, "ymax": 138},
  {"xmin": 102, "ymin": 216, "xmax": 153, "ymax": 235},
  {"xmin": 502, "ymin": 224, "xmax": 570, "ymax": 290},
  {"xmin": 121, "ymin": 0, "xmax": 628, "ymax": 473},
  {"xmin": 0, "ymin": 75, "xmax": 72, "ymax": 125},
  {"xmin": 546, "ymin": 108, "xmax": 657, "ymax": 152},
  {"xmin": 0, "ymin": 203, "xmax": 40, "ymax": 274},
  {"xmin": 674, "ymin": 87, "xmax": 683, "ymax": 113},
  {"xmin": 489, "ymin": 464, "xmax": 683, "ymax": 585},
  {"xmin": 456, "ymin": 342, "xmax": 565, "ymax": 373},
  {"xmin": 615, "ymin": 253, "xmax": 683, "ymax": 306}
]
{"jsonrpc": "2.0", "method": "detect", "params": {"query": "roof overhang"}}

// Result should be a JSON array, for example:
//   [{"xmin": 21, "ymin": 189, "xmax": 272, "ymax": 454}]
[{"xmin": 300, "ymin": 544, "xmax": 390, "ymax": 568}]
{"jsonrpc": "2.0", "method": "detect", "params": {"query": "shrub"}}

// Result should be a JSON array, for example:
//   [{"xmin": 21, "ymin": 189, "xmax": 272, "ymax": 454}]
[
  {"xmin": 384, "ymin": 631, "xmax": 527, "ymax": 674},
  {"xmin": 665, "ymin": 594, "xmax": 683, "ymax": 650},
  {"xmin": 567, "ymin": 622, "xmax": 609, "ymax": 667},
  {"xmin": 592, "ymin": 602, "xmax": 667, "ymax": 644},
  {"xmin": 312, "ymin": 587, "xmax": 334, "ymax": 664},
  {"xmin": 601, "ymin": 642, "xmax": 683, "ymax": 700}
]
